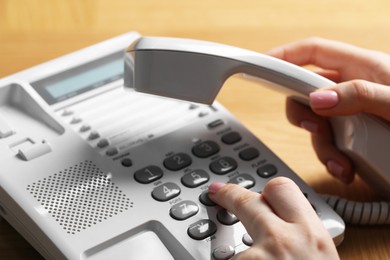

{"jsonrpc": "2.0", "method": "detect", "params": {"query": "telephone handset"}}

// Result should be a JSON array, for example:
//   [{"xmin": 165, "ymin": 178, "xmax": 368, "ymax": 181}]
[{"xmin": 125, "ymin": 36, "xmax": 390, "ymax": 224}]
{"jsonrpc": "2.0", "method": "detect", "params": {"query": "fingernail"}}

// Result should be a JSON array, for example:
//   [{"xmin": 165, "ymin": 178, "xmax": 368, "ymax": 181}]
[
  {"xmin": 310, "ymin": 90, "xmax": 339, "ymax": 109},
  {"xmin": 300, "ymin": 120, "xmax": 318, "ymax": 133},
  {"xmin": 327, "ymin": 160, "xmax": 346, "ymax": 182},
  {"xmin": 208, "ymin": 182, "xmax": 226, "ymax": 194}
]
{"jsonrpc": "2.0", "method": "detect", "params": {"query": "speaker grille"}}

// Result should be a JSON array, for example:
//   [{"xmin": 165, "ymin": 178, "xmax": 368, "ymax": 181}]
[{"xmin": 26, "ymin": 160, "xmax": 133, "ymax": 235}]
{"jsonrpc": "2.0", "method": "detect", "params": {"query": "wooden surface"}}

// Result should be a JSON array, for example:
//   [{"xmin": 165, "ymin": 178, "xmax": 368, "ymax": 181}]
[{"xmin": 1, "ymin": 0, "xmax": 390, "ymax": 259}]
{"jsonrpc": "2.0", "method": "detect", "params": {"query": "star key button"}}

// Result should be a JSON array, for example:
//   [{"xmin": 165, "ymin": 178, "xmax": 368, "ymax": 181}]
[{"xmin": 187, "ymin": 219, "xmax": 217, "ymax": 240}]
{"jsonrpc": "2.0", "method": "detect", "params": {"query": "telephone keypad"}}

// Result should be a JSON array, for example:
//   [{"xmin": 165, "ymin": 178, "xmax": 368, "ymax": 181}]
[{"xmin": 133, "ymin": 129, "xmax": 296, "ymax": 255}]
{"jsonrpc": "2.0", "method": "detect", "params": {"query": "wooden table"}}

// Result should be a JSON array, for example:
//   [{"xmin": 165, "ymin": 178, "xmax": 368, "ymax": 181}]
[{"xmin": 1, "ymin": 0, "xmax": 390, "ymax": 259}]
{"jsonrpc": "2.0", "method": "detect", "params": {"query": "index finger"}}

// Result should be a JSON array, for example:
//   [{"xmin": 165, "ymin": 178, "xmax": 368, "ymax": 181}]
[{"xmin": 208, "ymin": 183, "xmax": 279, "ymax": 236}]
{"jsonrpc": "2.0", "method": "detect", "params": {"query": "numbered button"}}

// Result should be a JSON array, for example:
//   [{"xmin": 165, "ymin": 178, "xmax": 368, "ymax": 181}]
[
  {"xmin": 228, "ymin": 173, "xmax": 255, "ymax": 189},
  {"xmin": 199, "ymin": 191, "xmax": 216, "ymax": 207},
  {"xmin": 181, "ymin": 169, "xmax": 210, "ymax": 188},
  {"xmin": 164, "ymin": 153, "xmax": 192, "ymax": 171},
  {"xmin": 170, "ymin": 200, "xmax": 199, "ymax": 220},
  {"xmin": 152, "ymin": 182, "xmax": 181, "ymax": 202},
  {"xmin": 188, "ymin": 219, "xmax": 217, "ymax": 240},
  {"xmin": 257, "ymin": 164, "xmax": 277, "ymax": 178},
  {"xmin": 210, "ymin": 157, "xmax": 237, "ymax": 175},
  {"xmin": 192, "ymin": 141, "xmax": 220, "ymax": 158},
  {"xmin": 134, "ymin": 165, "xmax": 163, "ymax": 184}
]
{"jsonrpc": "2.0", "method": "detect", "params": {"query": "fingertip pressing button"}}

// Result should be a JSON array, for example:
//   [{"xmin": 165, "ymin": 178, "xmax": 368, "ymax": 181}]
[{"xmin": 242, "ymin": 233, "xmax": 253, "ymax": 246}]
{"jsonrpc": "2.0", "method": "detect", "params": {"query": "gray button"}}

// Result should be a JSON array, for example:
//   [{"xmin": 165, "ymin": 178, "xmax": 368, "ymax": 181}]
[
  {"xmin": 239, "ymin": 147, "xmax": 259, "ymax": 161},
  {"xmin": 152, "ymin": 182, "xmax": 181, "ymax": 202},
  {"xmin": 257, "ymin": 164, "xmax": 277, "ymax": 178},
  {"xmin": 221, "ymin": 131, "xmax": 241, "ymax": 144},
  {"xmin": 61, "ymin": 109, "xmax": 74, "ymax": 116},
  {"xmin": 210, "ymin": 157, "xmax": 237, "ymax": 175},
  {"xmin": 70, "ymin": 117, "xmax": 82, "ymax": 124},
  {"xmin": 163, "ymin": 153, "xmax": 192, "ymax": 171},
  {"xmin": 192, "ymin": 140, "xmax": 220, "ymax": 158},
  {"xmin": 88, "ymin": 131, "xmax": 100, "ymax": 140},
  {"xmin": 199, "ymin": 191, "xmax": 216, "ymax": 207},
  {"xmin": 181, "ymin": 169, "xmax": 209, "ymax": 188},
  {"xmin": 80, "ymin": 124, "xmax": 91, "ymax": 132},
  {"xmin": 134, "ymin": 165, "xmax": 163, "ymax": 184},
  {"xmin": 170, "ymin": 200, "xmax": 199, "ymax": 220},
  {"xmin": 228, "ymin": 173, "xmax": 255, "ymax": 189},
  {"xmin": 106, "ymin": 147, "xmax": 119, "ymax": 156},
  {"xmin": 97, "ymin": 138, "xmax": 109, "ymax": 148},
  {"xmin": 187, "ymin": 219, "xmax": 217, "ymax": 240},
  {"xmin": 217, "ymin": 209, "xmax": 238, "ymax": 225},
  {"xmin": 213, "ymin": 245, "xmax": 235, "ymax": 260},
  {"xmin": 207, "ymin": 119, "xmax": 224, "ymax": 129},
  {"xmin": 242, "ymin": 233, "xmax": 253, "ymax": 246}
]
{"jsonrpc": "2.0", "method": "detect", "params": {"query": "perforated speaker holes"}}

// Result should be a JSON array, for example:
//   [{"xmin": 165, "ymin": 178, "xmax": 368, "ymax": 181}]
[{"xmin": 26, "ymin": 160, "xmax": 133, "ymax": 235}]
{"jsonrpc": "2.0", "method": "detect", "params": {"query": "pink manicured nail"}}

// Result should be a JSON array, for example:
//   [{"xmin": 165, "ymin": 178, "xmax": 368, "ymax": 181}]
[
  {"xmin": 300, "ymin": 120, "xmax": 318, "ymax": 133},
  {"xmin": 310, "ymin": 90, "xmax": 339, "ymax": 109},
  {"xmin": 208, "ymin": 182, "xmax": 226, "ymax": 194},
  {"xmin": 327, "ymin": 160, "xmax": 344, "ymax": 180}
]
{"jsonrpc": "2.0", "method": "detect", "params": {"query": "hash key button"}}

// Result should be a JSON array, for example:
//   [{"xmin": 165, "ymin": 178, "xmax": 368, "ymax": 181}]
[{"xmin": 188, "ymin": 219, "xmax": 217, "ymax": 240}]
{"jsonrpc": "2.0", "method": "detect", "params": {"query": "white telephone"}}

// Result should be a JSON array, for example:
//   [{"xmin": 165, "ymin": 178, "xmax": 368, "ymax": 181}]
[
  {"xmin": 125, "ymin": 36, "xmax": 390, "ymax": 224},
  {"xmin": 0, "ymin": 32, "xmax": 387, "ymax": 260}
]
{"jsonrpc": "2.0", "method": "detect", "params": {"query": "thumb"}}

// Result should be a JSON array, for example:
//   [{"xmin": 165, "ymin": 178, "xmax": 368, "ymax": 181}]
[{"xmin": 309, "ymin": 80, "xmax": 390, "ymax": 121}]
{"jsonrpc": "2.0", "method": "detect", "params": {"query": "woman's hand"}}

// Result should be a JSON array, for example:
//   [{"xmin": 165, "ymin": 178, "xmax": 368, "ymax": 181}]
[
  {"xmin": 267, "ymin": 37, "xmax": 390, "ymax": 183},
  {"xmin": 208, "ymin": 178, "xmax": 340, "ymax": 259}
]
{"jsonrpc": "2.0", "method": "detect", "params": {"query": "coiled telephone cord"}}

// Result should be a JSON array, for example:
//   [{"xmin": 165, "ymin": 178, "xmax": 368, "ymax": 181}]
[{"xmin": 322, "ymin": 195, "xmax": 390, "ymax": 225}]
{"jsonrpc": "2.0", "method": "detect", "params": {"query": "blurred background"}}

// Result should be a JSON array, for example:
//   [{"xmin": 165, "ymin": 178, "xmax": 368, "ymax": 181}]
[{"xmin": 1, "ymin": 0, "xmax": 390, "ymax": 259}]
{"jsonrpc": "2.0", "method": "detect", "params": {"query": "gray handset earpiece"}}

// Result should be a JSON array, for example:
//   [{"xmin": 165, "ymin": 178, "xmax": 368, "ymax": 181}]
[{"xmin": 124, "ymin": 36, "xmax": 390, "ymax": 201}]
